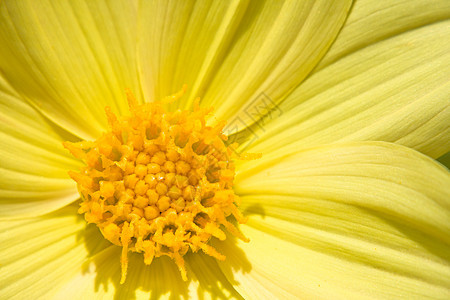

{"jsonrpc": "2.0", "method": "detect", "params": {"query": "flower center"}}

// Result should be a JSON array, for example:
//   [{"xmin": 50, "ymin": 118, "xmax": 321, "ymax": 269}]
[{"xmin": 64, "ymin": 87, "xmax": 257, "ymax": 283}]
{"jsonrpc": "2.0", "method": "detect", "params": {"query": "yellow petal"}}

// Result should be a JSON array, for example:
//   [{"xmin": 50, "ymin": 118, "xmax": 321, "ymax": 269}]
[
  {"xmin": 0, "ymin": 0, "xmax": 140, "ymax": 139},
  {"xmin": 0, "ymin": 76, "xmax": 81, "ymax": 218},
  {"xmin": 206, "ymin": 0, "xmax": 351, "ymax": 123},
  {"xmin": 138, "ymin": 0, "xmax": 351, "ymax": 122},
  {"xmin": 138, "ymin": 0, "xmax": 248, "ymax": 110},
  {"xmin": 186, "ymin": 251, "xmax": 243, "ymax": 299},
  {"xmin": 244, "ymin": 20, "xmax": 450, "ymax": 158},
  {"xmin": 229, "ymin": 142, "xmax": 450, "ymax": 298},
  {"xmin": 219, "ymin": 225, "xmax": 450, "ymax": 299},
  {"xmin": 317, "ymin": 0, "xmax": 450, "ymax": 69},
  {"xmin": 0, "ymin": 206, "xmax": 94, "ymax": 299},
  {"xmin": 0, "ymin": 169, "xmax": 78, "ymax": 219},
  {"xmin": 55, "ymin": 241, "xmax": 243, "ymax": 299}
]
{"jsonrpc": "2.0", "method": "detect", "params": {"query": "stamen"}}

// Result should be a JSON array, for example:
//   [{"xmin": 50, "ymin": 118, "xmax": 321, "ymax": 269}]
[{"xmin": 64, "ymin": 87, "xmax": 259, "ymax": 283}]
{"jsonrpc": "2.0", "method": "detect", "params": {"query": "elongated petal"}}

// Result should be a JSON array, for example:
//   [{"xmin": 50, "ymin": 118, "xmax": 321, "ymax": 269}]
[
  {"xmin": 0, "ymin": 205, "xmax": 206, "ymax": 300},
  {"xmin": 0, "ymin": 206, "xmax": 97, "ymax": 299},
  {"xmin": 0, "ymin": 77, "xmax": 81, "ymax": 218},
  {"xmin": 138, "ymin": 0, "xmax": 351, "ymax": 122},
  {"xmin": 206, "ymin": 0, "xmax": 351, "ymax": 123},
  {"xmin": 138, "ymin": 0, "xmax": 249, "ymax": 109},
  {"xmin": 243, "ymin": 20, "xmax": 450, "ymax": 158},
  {"xmin": 0, "ymin": 0, "xmax": 140, "ymax": 139},
  {"xmin": 316, "ymin": 0, "xmax": 450, "ymax": 70},
  {"xmin": 229, "ymin": 142, "xmax": 450, "ymax": 298},
  {"xmin": 55, "ymin": 247, "xmax": 190, "ymax": 300},
  {"xmin": 186, "ymin": 251, "xmax": 244, "ymax": 299},
  {"xmin": 54, "ymin": 239, "xmax": 243, "ymax": 299}
]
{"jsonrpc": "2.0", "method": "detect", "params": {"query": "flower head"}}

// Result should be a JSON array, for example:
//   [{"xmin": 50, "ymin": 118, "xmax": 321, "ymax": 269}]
[
  {"xmin": 64, "ymin": 88, "xmax": 255, "ymax": 283},
  {"xmin": 0, "ymin": 0, "xmax": 449, "ymax": 299}
]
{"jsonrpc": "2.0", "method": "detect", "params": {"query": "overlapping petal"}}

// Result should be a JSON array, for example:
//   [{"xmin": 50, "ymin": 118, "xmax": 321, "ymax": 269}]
[
  {"xmin": 240, "ymin": 19, "xmax": 450, "ymax": 159},
  {"xmin": 137, "ymin": 0, "xmax": 248, "ymax": 109},
  {"xmin": 54, "ymin": 247, "xmax": 195, "ymax": 300},
  {"xmin": 54, "ymin": 232, "xmax": 244, "ymax": 299},
  {"xmin": 0, "ymin": 0, "xmax": 140, "ymax": 139},
  {"xmin": 231, "ymin": 142, "xmax": 450, "ymax": 298},
  {"xmin": 316, "ymin": 0, "xmax": 450, "ymax": 70},
  {"xmin": 0, "ymin": 0, "xmax": 449, "ymax": 299},
  {"xmin": 0, "ymin": 76, "xmax": 81, "ymax": 218},
  {"xmin": 206, "ymin": 0, "xmax": 351, "ymax": 124},
  {"xmin": 0, "ymin": 205, "xmax": 95, "ymax": 299},
  {"xmin": 138, "ymin": 0, "xmax": 351, "ymax": 123}
]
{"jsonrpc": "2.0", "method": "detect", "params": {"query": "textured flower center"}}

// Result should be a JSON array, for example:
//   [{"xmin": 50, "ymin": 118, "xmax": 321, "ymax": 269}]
[{"xmin": 64, "ymin": 88, "xmax": 257, "ymax": 283}]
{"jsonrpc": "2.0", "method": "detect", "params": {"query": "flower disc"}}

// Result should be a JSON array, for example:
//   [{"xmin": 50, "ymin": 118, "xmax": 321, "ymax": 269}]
[{"xmin": 64, "ymin": 90, "xmax": 249, "ymax": 283}]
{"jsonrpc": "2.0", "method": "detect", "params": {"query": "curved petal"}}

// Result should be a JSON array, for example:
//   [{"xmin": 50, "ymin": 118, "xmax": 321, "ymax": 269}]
[
  {"xmin": 220, "ymin": 225, "xmax": 450, "ymax": 299},
  {"xmin": 0, "ymin": 0, "xmax": 140, "ymax": 139},
  {"xmin": 0, "ymin": 204, "xmax": 225, "ymax": 300},
  {"xmin": 54, "ymin": 247, "xmax": 188, "ymax": 300},
  {"xmin": 138, "ymin": 0, "xmax": 249, "ymax": 109},
  {"xmin": 316, "ymin": 0, "xmax": 450, "ymax": 70},
  {"xmin": 186, "ymin": 252, "xmax": 244, "ymax": 299},
  {"xmin": 0, "ymin": 205, "xmax": 93, "ymax": 299},
  {"xmin": 54, "ymin": 237, "xmax": 244, "ymax": 299},
  {"xmin": 0, "ymin": 76, "xmax": 81, "ymax": 218},
  {"xmin": 243, "ymin": 20, "xmax": 450, "ymax": 159},
  {"xmin": 206, "ymin": 0, "xmax": 351, "ymax": 123},
  {"xmin": 138, "ymin": 0, "xmax": 351, "ymax": 122},
  {"xmin": 229, "ymin": 142, "xmax": 450, "ymax": 298}
]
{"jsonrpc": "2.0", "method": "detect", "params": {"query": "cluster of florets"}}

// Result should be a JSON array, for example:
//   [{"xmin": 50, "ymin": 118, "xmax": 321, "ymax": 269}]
[{"xmin": 64, "ymin": 91, "xmax": 248, "ymax": 283}]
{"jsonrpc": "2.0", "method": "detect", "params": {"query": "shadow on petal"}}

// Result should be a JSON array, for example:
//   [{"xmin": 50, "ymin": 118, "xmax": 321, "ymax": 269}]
[
  {"xmin": 380, "ymin": 212, "xmax": 450, "ymax": 264},
  {"xmin": 78, "ymin": 217, "xmax": 252, "ymax": 299},
  {"xmin": 242, "ymin": 202, "xmax": 266, "ymax": 219}
]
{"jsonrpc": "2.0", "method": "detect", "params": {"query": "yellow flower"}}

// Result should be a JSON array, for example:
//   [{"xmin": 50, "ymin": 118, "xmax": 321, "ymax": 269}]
[{"xmin": 1, "ymin": 0, "xmax": 449, "ymax": 299}]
